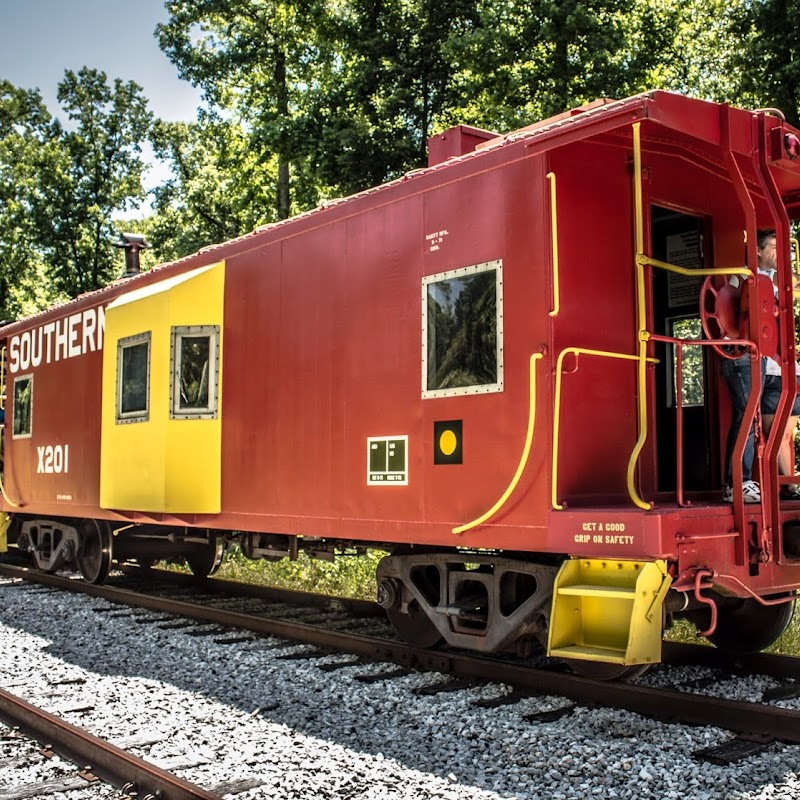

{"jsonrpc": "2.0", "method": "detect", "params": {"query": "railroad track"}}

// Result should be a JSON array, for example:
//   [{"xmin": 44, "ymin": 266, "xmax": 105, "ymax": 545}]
[
  {"xmin": 0, "ymin": 687, "xmax": 219, "ymax": 800},
  {"xmin": 1, "ymin": 562, "xmax": 799, "ymax": 762}
]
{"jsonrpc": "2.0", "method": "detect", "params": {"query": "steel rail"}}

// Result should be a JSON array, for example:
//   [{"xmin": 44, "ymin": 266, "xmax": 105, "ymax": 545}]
[
  {"xmin": 0, "ymin": 687, "xmax": 220, "ymax": 800},
  {"xmin": 3, "ymin": 564, "xmax": 800, "ymax": 744},
  {"xmin": 84, "ymin": 568, "xmax": 800, "ymax": 680},
  {"xmin": 118, "ymin": 563, "xmax": 383, "ymax": 617},
  {"xmin": 662, "ymin": 640, "xmax": 800, "ymax": 681}
]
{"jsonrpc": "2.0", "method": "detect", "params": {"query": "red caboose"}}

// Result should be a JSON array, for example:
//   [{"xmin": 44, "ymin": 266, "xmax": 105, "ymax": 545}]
[{"xmin": 2, "ymin": 91, "xmax": 800, "ymax": 678}]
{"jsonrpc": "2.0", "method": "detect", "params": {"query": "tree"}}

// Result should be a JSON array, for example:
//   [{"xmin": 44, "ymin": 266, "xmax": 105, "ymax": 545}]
[
  {"xmin": 305, "ymin": 0, "xmax": 481, "ymax": 194},
  {"xmin": 0, "ymin": 81, "xmax": 61, "ymax": 321},
  {"xmin": 157, "ymin": 0, "xmax": 330, "ymax": 221},
  {"xmin": 641, "ymin": 0, "xmax": 744, "ymax": 103},
  {"xmin": 442, "ymin": 0, "xmax": 678, "ymax": 132},
  {"xmin": 31, "ymin": 68, "xmax": 153, "ymax": 298},
  {"xmin": 146, "ymin": 112, "xmax": 277, "ymax": 261},
  {"xmin": 736, "ymin": 0, "xmax": 800, "ymax": 125},
  {"xmin": 156, "ymin": 0, "xmax": 487, "ymax": 216}
]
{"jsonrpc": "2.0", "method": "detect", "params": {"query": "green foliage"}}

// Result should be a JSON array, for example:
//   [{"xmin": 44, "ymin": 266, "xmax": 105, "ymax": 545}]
[
  {"xmin": 0, "ymin": 81, "xmax": 61, "ymax": 320},
  {"xmin": 35, "ymin": 68, "xmax": 153, "ymax": 297},
  {"xmin": 735, "ymin": 0, "xmax": 800, "ymax": 125},
  {"xmin": 666, "ymin": 609, "xmax": 800, "ymax": 656},
  {"xmin": 146, "ymin": 113, "xmax": 277, "ymax": 262},
  {"xmin": 157, "ymin": 0, "xmax": 333, "ymax": 221},
  {"xmin": 640, "ymin": 0, "xmax": 744, "ymax": 102},
  {"xmin": 216, "ymin": 546, "xmax": 385, "ymax": 600},
  {"xmin": 441, "ymin": 0, "xmax": 675, "ymax": 131},
  {"xmin": 310, "ymin": 0, "xmax": 481, "ymax": 188},
  {"xmin": 0, "ymin": 70, "xmax": 153, "ymax": 313}
]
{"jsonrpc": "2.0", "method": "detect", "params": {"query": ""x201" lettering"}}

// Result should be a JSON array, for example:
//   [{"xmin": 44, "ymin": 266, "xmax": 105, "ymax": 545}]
[{"xmin": 36, "ymin": 445, "xmax": 69, "ymax": 474}]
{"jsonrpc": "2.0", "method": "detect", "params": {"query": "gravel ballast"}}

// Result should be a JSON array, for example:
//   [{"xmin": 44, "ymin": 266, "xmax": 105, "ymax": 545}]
[{"xmin": 0, "ymin": 576, "xmax": 798, "ymax": 800}]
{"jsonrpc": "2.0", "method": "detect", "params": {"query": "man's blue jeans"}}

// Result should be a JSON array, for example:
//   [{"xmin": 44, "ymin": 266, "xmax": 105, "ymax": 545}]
[{"xmin": 720, "ymin": 354, "xmax": 764, "ymax": 484}]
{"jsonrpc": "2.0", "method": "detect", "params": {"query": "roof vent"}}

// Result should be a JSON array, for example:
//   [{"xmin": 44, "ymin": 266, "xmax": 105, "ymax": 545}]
[
  {"xmin": 113, "ymin": 232, "xmax": 151, "ymax": 278},
  {"xmin": 427, "ymin": 125, "xmax": 500, "ymax": 167}
]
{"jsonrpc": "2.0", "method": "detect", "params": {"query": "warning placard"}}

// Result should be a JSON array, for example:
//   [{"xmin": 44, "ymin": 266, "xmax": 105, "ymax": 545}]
[{"xmin": 368, "ymin": 436, "xmax": 408, "ymax": 485}]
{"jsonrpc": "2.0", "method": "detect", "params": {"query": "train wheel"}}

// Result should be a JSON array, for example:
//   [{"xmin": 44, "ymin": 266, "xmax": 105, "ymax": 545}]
[
  {"xmin": 75, "ymin": 520, "xmax": 112, "ymax": 585},
  {"xmin": 564, "ymin": 660, "xmax": 650, "ymax": 681},
  {"xmin": 386, "ymin": 600, "xmax": 444, "ymax": 649},
  {"xmin": 707, "ymin": 598, "xmax": 796, "ymax": 654},
  {"xmin": 186, "ymin": 537, "xmax": 224, "ymax": 578}
]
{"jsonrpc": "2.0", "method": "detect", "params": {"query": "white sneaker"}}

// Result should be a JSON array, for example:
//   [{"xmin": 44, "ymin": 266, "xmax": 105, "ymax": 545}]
[
  {"xmin": 742, "ymin": 481, "xmax": 761, "ymax": 503},
  {"xmin": 723, "ymin": 481, "xmax": 761, "ymax": 503},
  {"xmin": 722, "ymin": 484, "xmax": 733, "ymax": 502}
]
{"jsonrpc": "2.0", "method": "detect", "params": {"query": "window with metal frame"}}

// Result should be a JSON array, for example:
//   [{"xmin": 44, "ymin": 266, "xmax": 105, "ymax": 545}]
[
  {"xmin": 12, "ymin": 374, "xmax": 32, "ymax": 438},
  {"xmin": 117, "ymin": 332, "xmax": 151, "ymax": 423},
  {"xmin": 170, "ymin": 325, "xmax": 220, "ymax": 419},
  {"xmin": 422, "ymin": 260, "xmax": 503, "ymax": 398}
]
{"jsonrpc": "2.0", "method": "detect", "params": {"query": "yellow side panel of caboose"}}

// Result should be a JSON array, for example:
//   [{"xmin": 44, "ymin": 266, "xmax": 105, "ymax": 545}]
[{"xmin": 100, "ymin": 262, "xmax": 225, "ymax": 514}]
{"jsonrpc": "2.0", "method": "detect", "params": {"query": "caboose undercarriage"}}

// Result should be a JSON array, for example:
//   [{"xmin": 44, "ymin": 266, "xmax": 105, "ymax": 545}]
[
  {"xmin": 8, "ymin": 513, "xmax": 797, "ymax": 680},
  {"xmin": 12, "ymin": 517, "xmax": 225, "ymax": 584}
]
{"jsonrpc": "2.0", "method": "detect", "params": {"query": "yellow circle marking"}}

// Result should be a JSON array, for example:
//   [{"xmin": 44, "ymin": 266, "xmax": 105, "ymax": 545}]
[{"xmin": 439, "ymin": 429, "xmax": 458, "ymax": 456}]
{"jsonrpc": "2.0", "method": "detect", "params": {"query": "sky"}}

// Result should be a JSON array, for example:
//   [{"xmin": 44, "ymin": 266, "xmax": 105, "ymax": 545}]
[
  {"xmin": 0, "ymin": 0, "xmax": 204, "ymax": 203},
  {"xmin": 0, "ymin": 0, "xmax": 202, "ymax": 122}
]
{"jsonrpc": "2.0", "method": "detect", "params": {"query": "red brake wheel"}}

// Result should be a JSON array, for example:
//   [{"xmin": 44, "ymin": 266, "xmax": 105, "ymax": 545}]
[{"xmin": 700, "ymin": 276, "xmax": 746, "ymax": 359}]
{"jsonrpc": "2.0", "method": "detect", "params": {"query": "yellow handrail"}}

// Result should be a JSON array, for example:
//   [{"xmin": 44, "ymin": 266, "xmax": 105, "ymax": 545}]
[
  {"xmin": 637, "ymin": 254, "xmax": 752, "ymax": 278},
  {"xmin": 0, "ymin": 345, "xmax": 14, "ymax": 508},
  {"xmin": 0, "ymin": 474, "xmax": 22, "ymax": 508},
  {"xmin": 627, "ymin": 122, "xmax": 652, "ymax": 511},
  {"xmin": 0, "ymin": 346, "xmax": 5, "ymax": 411},
  {"xmin": 547, "ymin": 172, "xmax": 560, "ymax": 317},
  {"xmin": 552, "ymin": 346, "xmax": 658, "ymax": 511},
  {"xmin": 453, "ymin": 353, "xmax": 543, "ymax": 534},
  {"xmin": 791, "ymin": 239, "xmax": 800, "ymax": 298}
]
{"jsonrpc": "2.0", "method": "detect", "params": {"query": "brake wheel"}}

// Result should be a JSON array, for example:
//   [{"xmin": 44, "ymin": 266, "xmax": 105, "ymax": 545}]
[{"xmin": 700, "ymin": 276, "xmax": 747, "ymax": 359}]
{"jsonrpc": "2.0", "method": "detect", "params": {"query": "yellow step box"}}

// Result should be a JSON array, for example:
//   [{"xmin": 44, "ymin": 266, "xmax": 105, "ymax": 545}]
[{"xmin": 547, "ymin": 558, "xmax": 671, "ymax": 666}]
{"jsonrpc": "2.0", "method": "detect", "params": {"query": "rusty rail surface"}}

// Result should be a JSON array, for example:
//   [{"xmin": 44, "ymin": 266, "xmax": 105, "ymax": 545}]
[
  {"xmin": 0, "ymin": 687, "xmax": 220, "ymax": 800},
  {"xmin": 2, "ymin": 563, "xmax": 800, "ymax": 745}
]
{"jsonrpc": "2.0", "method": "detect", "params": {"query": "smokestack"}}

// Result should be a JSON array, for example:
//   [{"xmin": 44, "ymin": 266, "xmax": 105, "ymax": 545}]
[{"xmin": 113, "ymin": 232, "xmax": 151, "ymax": 278}]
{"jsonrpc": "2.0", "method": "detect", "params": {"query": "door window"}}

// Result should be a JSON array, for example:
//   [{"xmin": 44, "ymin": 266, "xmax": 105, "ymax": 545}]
[
  {"xmin": 117, "ymin": 332, "xmax": 151, "ymax": 423},
  {"xmin": 170, "ymin": 325, "xmax": 220, "ymax": 419}
]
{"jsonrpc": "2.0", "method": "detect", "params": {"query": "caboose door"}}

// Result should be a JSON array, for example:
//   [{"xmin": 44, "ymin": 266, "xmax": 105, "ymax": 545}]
[{"xmin": 650, "ymin": 206, "xmax": 718, "ymax": 492}]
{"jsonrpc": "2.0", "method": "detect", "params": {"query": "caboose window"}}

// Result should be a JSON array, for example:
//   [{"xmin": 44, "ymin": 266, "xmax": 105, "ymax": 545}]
[
  {"xmin": 12, "ymin": 375, "xmax": 32, "ymax": 438},
  {"xmin": 170, "ymin": 325, "xmax": 220, "ymax": 419},
  {"xmin": 422, "ymin": 260, "xmax": 503, "ymax": 398},
  {"xmin": 117, "ymin": 332, "xmax": 150, "ymax": 423}
]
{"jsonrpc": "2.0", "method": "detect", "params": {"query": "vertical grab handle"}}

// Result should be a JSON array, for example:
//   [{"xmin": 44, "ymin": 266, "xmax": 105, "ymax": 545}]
[{"xmin": 547, "ymin": 172, "xmax": 560, "ymax": 317}]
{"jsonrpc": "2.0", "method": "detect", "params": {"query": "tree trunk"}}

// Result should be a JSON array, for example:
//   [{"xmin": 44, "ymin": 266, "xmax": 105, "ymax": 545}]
[{"xmin": 275, "ymin": 48, "xmax": 291, "ymax": 221}]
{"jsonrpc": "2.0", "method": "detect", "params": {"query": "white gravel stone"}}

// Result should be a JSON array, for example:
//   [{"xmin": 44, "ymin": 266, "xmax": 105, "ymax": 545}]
[{"xmin": 0, "ymin": 577, "xmax": 797, "ymax": 799}]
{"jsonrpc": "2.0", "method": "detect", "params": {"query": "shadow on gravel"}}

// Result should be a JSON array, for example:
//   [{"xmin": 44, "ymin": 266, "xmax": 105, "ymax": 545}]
[{"xmin": 0, "ymin": 580, "xmax": 797, "ymax": 800}]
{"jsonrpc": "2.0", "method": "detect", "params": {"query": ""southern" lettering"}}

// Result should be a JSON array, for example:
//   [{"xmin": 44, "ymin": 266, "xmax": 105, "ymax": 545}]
[{"xmin": 8, "ymin": 307, "xmax": 104, "ymax": 374}]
